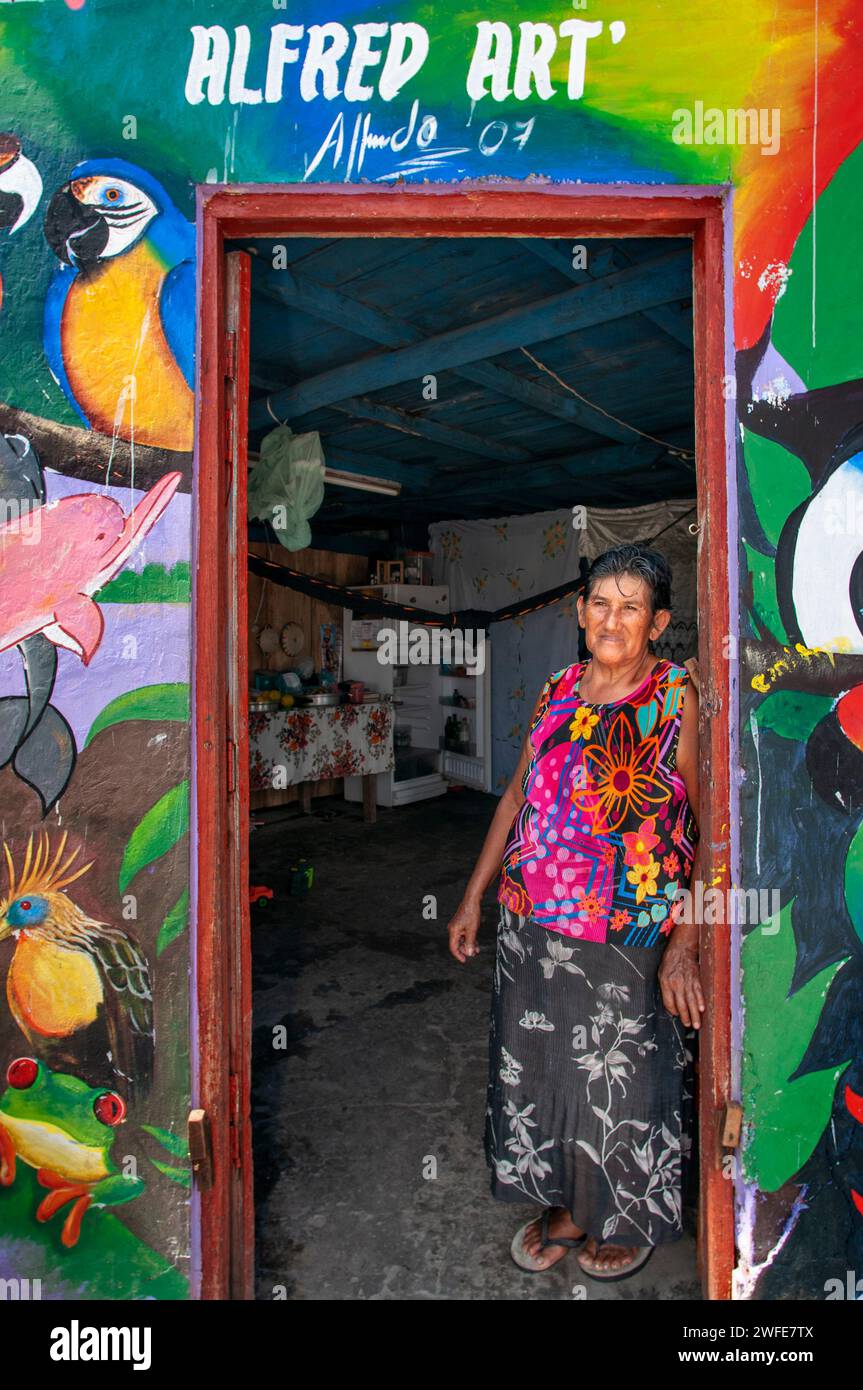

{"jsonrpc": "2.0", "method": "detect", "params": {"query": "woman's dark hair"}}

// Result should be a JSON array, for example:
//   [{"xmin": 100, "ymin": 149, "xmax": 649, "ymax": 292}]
[{"xmin": 583, "ymin": 543, "xmax": 672, "ymax": 615}]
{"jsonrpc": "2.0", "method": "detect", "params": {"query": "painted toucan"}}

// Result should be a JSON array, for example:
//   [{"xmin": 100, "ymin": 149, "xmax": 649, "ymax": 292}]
[
  {"xmin": 775, "ymin": 424, "xmax": 863, "ymax": 659},
  {"xmin": 43, "ymin": 158, "xmax": 195, "ymax": 452},
  {"xmin": 0, "ymin": 133, "xmax": 42, "ymax": 312},
  {"xmin": 768, "ymin": 425, "xmax": 863, "ymax": 813}
]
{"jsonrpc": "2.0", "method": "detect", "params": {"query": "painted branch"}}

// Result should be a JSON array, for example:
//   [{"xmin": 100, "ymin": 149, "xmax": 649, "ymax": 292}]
[
  {"xmin": 0, "ymin": 401, "xmax": 193, "ymax": 492},
  {"xmin": 742, "ymin": 637, "xmax": 863, "ymax": 696}
]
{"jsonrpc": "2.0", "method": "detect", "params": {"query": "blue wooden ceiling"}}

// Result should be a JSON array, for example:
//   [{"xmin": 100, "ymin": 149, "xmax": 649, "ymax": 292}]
[{"xmin": 233, "ymin": 235, "xmax": 695, "ymax": 547}]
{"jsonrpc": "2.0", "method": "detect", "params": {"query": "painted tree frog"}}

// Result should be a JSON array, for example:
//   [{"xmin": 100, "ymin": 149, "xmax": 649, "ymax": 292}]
[{"xmin": 0, "ymin": 1057, "xmax": 144, "ymax": 1248}]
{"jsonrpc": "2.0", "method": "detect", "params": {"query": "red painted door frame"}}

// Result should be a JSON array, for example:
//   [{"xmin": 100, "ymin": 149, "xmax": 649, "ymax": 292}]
[{"xmin": 194, "ymin": 185, "xmax": 734, "ymax": 1301}]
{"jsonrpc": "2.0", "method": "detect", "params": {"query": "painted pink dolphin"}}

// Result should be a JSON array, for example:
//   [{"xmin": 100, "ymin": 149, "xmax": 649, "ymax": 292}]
[{"xmin": 0, "ymin": 470, "xmax": 182, "ymax": 664}]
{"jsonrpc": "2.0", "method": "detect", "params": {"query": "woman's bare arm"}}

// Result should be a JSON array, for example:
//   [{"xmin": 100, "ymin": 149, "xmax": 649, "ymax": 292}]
[{"xmin": 658, "ymin": 669, "xmax": 706, "ymax": 1028}]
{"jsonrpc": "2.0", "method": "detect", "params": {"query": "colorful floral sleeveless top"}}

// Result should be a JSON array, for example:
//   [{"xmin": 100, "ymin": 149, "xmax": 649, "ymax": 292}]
[{"xmin": 497, "ymin": 658, "xmax": 698, "ymax": 946}]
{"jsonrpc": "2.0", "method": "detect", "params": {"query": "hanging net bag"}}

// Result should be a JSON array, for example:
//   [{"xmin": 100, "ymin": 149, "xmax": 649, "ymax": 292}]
[{"xmin": 248, "ymin": 424, "xmax": 325, "ymax": 551}]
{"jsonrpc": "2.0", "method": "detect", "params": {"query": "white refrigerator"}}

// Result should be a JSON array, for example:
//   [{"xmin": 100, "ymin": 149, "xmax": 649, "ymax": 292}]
[{"xmin": 342, "ymin": 584, "xmax": 492, "ymax": 808}]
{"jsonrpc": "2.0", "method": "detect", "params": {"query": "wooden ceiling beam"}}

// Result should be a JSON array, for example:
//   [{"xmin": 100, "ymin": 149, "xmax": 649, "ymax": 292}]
[
  {"xmin": 459, "ymin": 357, "xmax": 639, "ymax": 446},
  {"xmin": 253, "ymin": 258, "xmax": 672, "ymax": 451},
  {"xmin": 247, "ymin": 251, "xmax": 691, "ymax": 428},
  {"xmin": 329, "ymin": 396, "xmax": 531, "ymax": 464},
  {"xmin": 260, "ymin": 264, "xmax": 409, "ymax": 348},
  {"xmin": 517, "ymin": 237, "xmax": 692, "ymax": 352},
  {"xmin": 432, "ymin": 433, "xmax": 692, "ymax": 492},
  {"xmin": 609, "ymin": 244, "xmax": 693, "ymax": 347}
]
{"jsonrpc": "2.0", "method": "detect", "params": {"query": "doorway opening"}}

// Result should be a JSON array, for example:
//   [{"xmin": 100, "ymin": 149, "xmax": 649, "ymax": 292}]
[{"xmin": 194, "ymin": 188, "xmax": 733, "ymax": 1301}]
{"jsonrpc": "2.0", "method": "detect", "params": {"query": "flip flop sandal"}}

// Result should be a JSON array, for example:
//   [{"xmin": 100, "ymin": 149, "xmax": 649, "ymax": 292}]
[
  {"xmin": 510, "ymin": 1208, "xmax": 589, "ymax": 1272},
  {"xmin": 577, "ymin": 1242, "xmax": 655, "ymax": 1282}
]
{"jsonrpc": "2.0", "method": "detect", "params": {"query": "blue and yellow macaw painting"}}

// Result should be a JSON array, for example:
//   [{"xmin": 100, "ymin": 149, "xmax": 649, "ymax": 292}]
[{"xmin": 43, "ymin": 159, "xmax": 195, "ymax": 452}]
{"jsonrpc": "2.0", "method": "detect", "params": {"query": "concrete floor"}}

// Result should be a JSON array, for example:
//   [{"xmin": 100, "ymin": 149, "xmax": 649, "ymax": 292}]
[{"xmin": 250, "ymin": 789, "xmax": 701, "ymax": 1300}]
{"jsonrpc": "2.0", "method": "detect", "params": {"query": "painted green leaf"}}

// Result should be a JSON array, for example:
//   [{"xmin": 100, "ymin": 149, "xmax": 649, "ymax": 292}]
[
  {"xmin": 85, "ymin": 683, "xmax": 190, "ymax": 747},
  {"xmin": 740, "ymin": 902, "xmax": 850, "ymax": 1191},
  {"xmin": 842, "ymin": 819, "xmax": 863, "ymax": 948},
  {"xmin": 772, "ymin": 140, "xmax": 863, "ymax": 390},
  {"xmin": 146, "ymin": 1158, "xmax": 192, "ymax": 1189},
  {"xmin": 743, "ymin": 541, "xmax": 786, "ymax": 644},
  {"xmin": 140, "ymin": 1123, "xmax": 190, "ymax": 1160},
  {"xmin": 753, "ymin": 690, "xmax": 833, "ymax": 743},
  {"xmin": 119, "ymin": 781, "xmax": 189, "ymax": 895},
  {"xmin": 156, "ymin": 888, "xmax": 190, "ymax": 957},
  {"xmin": 741, "ymin": 430, "xmax": 811, "ymax": 549}
]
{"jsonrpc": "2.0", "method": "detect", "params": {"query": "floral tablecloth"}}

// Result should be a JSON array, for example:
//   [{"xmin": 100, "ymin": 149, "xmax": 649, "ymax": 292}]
[{"xmin": 249, "ymin": 701, "xmax": 394, "ymax": 791}]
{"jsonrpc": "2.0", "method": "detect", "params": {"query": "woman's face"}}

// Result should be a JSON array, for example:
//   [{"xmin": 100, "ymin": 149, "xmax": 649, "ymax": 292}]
[{"xmin": 576, "ymin": 572, "xmax": 670, "ymax": 666}]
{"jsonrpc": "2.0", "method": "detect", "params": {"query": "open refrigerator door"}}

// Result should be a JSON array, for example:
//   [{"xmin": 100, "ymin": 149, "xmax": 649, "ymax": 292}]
[
  {"xmin": 341, "ymin": 592, "xmax": 493, "ymax": 805},
  {"xmin": 438, "ymin": 642, "xmax": 493, "ymax": 793}
]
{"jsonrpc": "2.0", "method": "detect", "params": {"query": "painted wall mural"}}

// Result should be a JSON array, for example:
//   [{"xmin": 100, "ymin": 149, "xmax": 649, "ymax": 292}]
[
  {"xmin": 736, "ymin": 135, "xmax": 863, "ymax": 1296},
  {"xmin": 0, "ymin": 0, "xmax": 861, "ymax": 1299}
]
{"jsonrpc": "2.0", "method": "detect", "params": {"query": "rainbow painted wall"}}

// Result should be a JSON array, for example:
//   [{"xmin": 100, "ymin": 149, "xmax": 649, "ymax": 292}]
[{"xmin": 0, "ymin": 0, "xmax": 861, "ymax": 1300}]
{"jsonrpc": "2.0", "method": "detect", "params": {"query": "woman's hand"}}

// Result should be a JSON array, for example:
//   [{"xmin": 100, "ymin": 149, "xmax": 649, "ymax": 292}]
[
  {"xmin": 658, "ymin": 935, "xmax": 706, "ymax": 1030},
  {"xmin": 447, "ymin": 897, "xmax": 482, "ymax": 962}
]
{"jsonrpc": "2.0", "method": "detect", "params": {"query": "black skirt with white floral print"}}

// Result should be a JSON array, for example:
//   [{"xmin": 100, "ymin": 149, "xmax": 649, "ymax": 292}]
[{"xmin": 484, "ymin": 904, "xmax": 697, "ymax": 1247}]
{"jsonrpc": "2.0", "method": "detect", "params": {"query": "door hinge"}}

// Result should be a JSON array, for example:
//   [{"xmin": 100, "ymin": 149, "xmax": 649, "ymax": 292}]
[
  {"xmin": 223, "ymin": 330, "xmax": 237, "ymax": 382},
  {"xmin": 188, "ymin": 1108, "xmax": 214, "ymax": 1190},
  {"xmin": 228, "ymin": 1073, "xmax": 241, "ymax": 1168},
  {"xmin": 721, "ymin": 1101, "xmax": 743, "ymax": 1149}
]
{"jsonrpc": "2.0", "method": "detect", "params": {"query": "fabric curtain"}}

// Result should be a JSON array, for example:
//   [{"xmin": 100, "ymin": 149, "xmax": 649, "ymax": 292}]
[
  {"xmin": 582, "ymin": 498, "xmax": 699, "ymax": 667},
  {"xmin": 429, "ymin": 498, "xmax": 698, "ymax": 793},
  {"xmin": 429, "ymin": 509, "xmax": 581, "ymax": 792}
]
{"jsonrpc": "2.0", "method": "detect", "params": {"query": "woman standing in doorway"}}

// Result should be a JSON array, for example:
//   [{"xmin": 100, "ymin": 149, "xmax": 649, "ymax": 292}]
[{"xmin": 447, "ymin": 543, "xmax": 704, "ymax": 1280}]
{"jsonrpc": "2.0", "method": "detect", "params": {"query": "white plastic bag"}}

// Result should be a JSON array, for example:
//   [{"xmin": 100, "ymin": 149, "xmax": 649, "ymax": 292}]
[{"xmin": 248, "ymin": 424, "xmax": 325, "ymax": 551}]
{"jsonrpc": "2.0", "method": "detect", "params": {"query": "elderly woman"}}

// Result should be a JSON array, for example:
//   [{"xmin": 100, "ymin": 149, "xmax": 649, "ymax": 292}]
[{"xmin": 448, "ymin": 543, "xmax": 703, "ymax": 1281}]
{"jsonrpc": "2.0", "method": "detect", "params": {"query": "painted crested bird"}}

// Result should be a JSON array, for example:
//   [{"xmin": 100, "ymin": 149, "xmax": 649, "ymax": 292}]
[
  {"xmin": 0, "ymin": 834, "xmax": 154, "ymax": 1096},
  {"xmin": 43, "ymin": 158, "xmax": 195, "ymax": 452},
  {"xmin": 0, "ymin": 133, "xmax": 42, "ymax": 312}
]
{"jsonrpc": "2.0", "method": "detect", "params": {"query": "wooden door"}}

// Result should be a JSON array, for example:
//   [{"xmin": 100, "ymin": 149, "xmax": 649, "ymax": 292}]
[
  {"xmin": 195, "ymin": 248, "xmax": 253, "ymax": 1298},
  {"xmin": 223, "ymin": 251, "xmax": 253, "ymax": 1298}
]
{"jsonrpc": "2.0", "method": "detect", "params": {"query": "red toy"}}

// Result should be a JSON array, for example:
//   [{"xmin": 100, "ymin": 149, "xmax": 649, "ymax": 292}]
[{"xmin": 249, "ymin": 884, "xmax": 274, "ymax": 909}]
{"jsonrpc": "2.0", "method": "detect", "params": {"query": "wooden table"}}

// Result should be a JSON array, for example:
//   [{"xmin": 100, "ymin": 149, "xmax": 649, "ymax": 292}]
[{"xmin": 249, "ymin": 700, "xmax": 394, "ymax": 823}]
